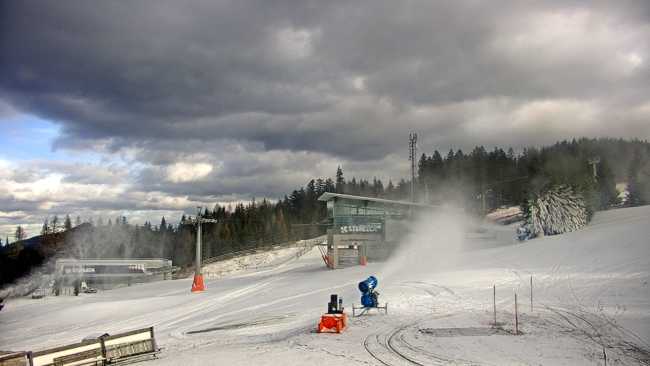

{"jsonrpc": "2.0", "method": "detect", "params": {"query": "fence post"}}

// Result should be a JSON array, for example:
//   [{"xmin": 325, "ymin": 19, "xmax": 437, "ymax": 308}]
[
  {"xmin": 530, "ymin": 275, "xmax": 533, "ymax": 312},
  {"xmin": 515, "ymin": 293, "xmax": 519, "ymax": 335},
  {"xmin": 493, "ymin": 285, "xmax": 497, "ymax": 326},
  {"xmin": 99, "ymin": 335, "xmax": 107, "ymax": 360}
]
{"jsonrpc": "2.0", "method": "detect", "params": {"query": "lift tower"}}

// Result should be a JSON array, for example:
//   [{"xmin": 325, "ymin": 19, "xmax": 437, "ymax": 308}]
[
  {"xmin": 184, "ymin": 207, "xmax": 218, "ymax": 292},
  {"xmin": 408, "ymin": 132, "xmax": 418, "ymax": 203}
]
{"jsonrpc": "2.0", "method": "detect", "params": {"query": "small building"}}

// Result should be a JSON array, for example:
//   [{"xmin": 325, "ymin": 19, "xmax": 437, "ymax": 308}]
[
  {"xmin": 317, "ymin": 193, "xmax": 439, "ymax": 268},
  {"xmin": 54, "ymin": 258, "xmax": 173, "ymax": 291}
]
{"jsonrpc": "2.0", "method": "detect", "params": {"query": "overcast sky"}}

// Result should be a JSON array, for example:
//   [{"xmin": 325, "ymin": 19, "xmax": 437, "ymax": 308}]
[{"xmin": 1, "ymin": 0, "xmax": 649, "ymax": 239}]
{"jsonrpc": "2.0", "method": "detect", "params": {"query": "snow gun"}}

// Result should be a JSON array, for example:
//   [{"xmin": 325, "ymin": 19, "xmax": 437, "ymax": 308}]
[
  {"xmin": 353, "ymin": 275, "xmax": 388, "ymax": 316},
  {"xmin": 317, "ymin": 294, "xmax": 347, "ymax": 333}
]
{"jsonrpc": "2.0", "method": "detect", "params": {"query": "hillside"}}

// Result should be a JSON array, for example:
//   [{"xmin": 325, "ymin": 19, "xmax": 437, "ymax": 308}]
[{"xmin": 1, "ymin": 206, "xmax": 649, "ymax": 365}]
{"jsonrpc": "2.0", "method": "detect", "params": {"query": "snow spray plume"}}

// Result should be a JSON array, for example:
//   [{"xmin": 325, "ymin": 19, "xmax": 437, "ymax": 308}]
[
  {"xmin": 65, "ymin": 222, "xmax": 169, "ymax": 259},
  {"xmin": 379, "ymin": 208, "xmax": 467, "ymax": 283},
  {"xmin": 0, "ymin": 221, "xmax": 169, "ymax": 298},
  {"xmin": 0, "ymin": 264, "xmax": 55, "ymax": 299}
]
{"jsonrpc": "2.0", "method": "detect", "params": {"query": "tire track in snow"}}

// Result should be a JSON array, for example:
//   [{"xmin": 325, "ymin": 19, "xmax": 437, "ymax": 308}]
[
  {"xmin": 363, "ymin": 325, "xmax": 425, "ymax": 366},
  {"xmin": 170, "ymin": 280, "xmax": 360, "ymax": 339}
]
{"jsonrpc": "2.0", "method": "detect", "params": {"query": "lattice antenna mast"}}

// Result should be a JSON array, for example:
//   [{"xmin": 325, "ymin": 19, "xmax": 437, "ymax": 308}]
[
  {"xmin": 408, "ymin": 132, "xmax": 418, "ymax": 202},
  {"xmin": 588, "ymin": 157, "xmax": 600, "ymax": 182}
]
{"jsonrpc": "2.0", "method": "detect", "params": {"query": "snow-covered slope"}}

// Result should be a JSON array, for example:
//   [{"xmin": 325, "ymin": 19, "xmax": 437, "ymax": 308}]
[{"xmin": 1, "ymin": 206, "xmax": 649, "ymax": 365}]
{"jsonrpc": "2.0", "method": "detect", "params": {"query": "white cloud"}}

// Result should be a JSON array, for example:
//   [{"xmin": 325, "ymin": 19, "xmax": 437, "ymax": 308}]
[
  {"xmin": 511, "ymin": 99, "xmax": 600, "ymax": 133},
  {"xmin": 166, "ymin": 162, "xmax": 214, "ymax": 183},
  {"xmin": 352, "ymin": 76, "xmax": 366, "ymax": 91},
  {"xmin": 620, "ymin": 51, "xmax": 644, "ymax": 74},
  {"xmin": 274, "ymin": 27, "xmax": 316, "ymax": 60}
]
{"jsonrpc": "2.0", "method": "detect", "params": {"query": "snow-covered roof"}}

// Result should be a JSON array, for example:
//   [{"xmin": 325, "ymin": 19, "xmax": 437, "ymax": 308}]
[{"xmin": 317, "ymin": 192, "xmax": 441, "ymax": 209}]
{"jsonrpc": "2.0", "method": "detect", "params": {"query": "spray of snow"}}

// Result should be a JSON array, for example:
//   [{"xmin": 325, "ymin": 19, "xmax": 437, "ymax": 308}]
[
  {"xmin": 0, "ymin": 262, "xmax": 55, "ymax": 299},
  {"xmin": 0, "ymin": 223, "xmax": 163, "ymax": 298},
  {"xmin": 379, "ymin": 209, "xmax": 467, "ymax": 282}
]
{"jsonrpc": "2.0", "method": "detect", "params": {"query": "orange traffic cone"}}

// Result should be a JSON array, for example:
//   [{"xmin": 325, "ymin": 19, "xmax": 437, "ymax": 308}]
[{"xmin": 191, "ymin": 274, "xmax": 205, "ymax": 292}]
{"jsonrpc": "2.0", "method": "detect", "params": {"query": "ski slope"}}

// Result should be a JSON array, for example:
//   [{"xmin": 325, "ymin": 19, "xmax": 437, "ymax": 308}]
[{"xmin": 1, "ymin": 206, "xmax": 649, "ymax": 365}]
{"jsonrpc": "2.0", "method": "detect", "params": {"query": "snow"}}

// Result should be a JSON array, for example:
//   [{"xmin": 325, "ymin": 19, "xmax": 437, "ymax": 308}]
[
  {"xmin": 1, "ymin": 206, "xmax": 649, "ymax": 365},
  {"xmin": 202, "ymin": 245, "xmax": 312, "ymax": 279},
  {"xmin": 485, "ymin": 206, "xmax": 523, "ymax": 224}
]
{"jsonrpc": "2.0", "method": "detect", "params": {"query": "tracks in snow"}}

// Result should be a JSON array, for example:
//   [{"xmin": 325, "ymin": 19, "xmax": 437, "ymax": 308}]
[
  {"xmin": 363, "ymin": 324, "xmax": 426, "ymax": 366},
  {"xmin": 360, "ymin": 281, "xmax": 466, "ymax": 365},
  {"xmin": 363, "ymin": 316, "xmax": 469, "ymax": 366}
]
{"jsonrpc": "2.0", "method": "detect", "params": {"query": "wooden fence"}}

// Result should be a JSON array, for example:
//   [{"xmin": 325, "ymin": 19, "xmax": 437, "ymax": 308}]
[{"xmin": 0, "ymin": 327, "xmax": 159, "ymax": 366}]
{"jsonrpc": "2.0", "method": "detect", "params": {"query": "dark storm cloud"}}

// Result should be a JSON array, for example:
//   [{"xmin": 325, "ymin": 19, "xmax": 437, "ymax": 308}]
[
  {"xmin": 1, "ymin": 1, "xmax": 339, "ymax": 147},
  {"xmin": 1, "ymin": 0, "xmax": 649, "ymax": 236},
  {"xmin": 2, "ymin": 0, "xmax": 649, "ymax": 160},
  {"xmin": 0, "ymin": 197, "xmax": 42, "ymax": 213}
]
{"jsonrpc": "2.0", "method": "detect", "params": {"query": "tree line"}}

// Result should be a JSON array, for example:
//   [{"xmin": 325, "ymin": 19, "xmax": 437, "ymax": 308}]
[
  {"xmin": 415, "ymin": 137, "xmax": 649, "ymax": 215},
  {"xmin": 1, "ymin": 137, "xmax": 649, "ymax": 288}
]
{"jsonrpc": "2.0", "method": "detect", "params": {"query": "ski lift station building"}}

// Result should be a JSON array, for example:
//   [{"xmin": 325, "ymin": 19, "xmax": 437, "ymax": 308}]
[
  {"xmin": 317, "ymin": 192, "xmax": 438, "ymax": 268},
  {"xmin": 54, "ymin": 258, "xmax": 174, "ymax": 291}
]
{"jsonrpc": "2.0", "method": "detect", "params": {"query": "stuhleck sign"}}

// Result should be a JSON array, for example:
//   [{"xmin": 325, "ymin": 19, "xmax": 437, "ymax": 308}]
[{"xmin": 339, "ymin": 222, "xmax": 382, "ymax": 234}]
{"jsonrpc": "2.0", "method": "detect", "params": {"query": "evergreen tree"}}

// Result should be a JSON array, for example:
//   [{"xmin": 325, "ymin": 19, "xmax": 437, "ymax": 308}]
[
  {"xmin": 627, "ymin": 152, "xmax": 645, "ymax": 206},
  {"xmin": 335, "ymin": 166, "xmax": 345, "ymax": 193},
  {"xmin": 51, "ymin": 215, "xmax": 59, "ymax": 233},
  {"xmin": 15, "ymin": 225, "xmax": 25, "ymax": 242},
  {"xmin": 386, "ymin": 180, "xmax": 395, "ymax": 199},
  {"xmin": 595, "ymin": 158, "xmax": 618, "ymax": 208},
  {"xmin": 324, "ymin": 178, "xmax": 335, "ymax": 193},
  {"xmin": 76, "ymin": 215, "xmax": 82, "ymax": 226},
  {"xmin": 315, "ymin": 178, "xmax": 325, "ymax": 196},
  {"xmin": 64, "ymin": 215, "xmax": 72, "ymax": 231},
  {"xmin": 41, "ymin": 218, "xmax": 50, "ymax": 236},
  {"xmin": 160, "ymin": 217, "xmax": 167, "ymax": 232}
]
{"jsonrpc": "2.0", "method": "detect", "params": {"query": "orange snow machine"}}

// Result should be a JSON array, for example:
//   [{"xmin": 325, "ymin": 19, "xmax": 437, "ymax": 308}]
[{"xmin": 318, "ymin": 294, "xmax": 347, "ymax": 333}]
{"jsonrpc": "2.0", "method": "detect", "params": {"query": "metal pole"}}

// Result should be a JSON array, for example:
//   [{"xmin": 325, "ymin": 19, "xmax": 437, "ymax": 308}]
[
  {"xmin": 482, "ymin": 187, "xmax": 487, "ymax": 216},
  {"xmin": 408, "ymin": 132, "xmax": 417, "ymax": 203},
  {"xmin": 493, "ymin": 285, "xmax": 496, "ymax": 326},
  {"xmin": 530, "ymin": 276, "xmax": 533, "ymax": 312},
  {"xmin": 515, "ymin": 293, "xmax": 519, "ymax": 335},
  {"xmin": 196, "ymin": 216, "xmax": 202, "ymax": 275}
]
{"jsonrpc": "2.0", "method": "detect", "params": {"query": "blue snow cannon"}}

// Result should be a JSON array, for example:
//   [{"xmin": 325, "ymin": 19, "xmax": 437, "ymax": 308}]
[
  {"xmin": 358, "ymin": 276, "xmax": 379, "ymax": 307},
  {"xmin": 353, "ymin": 275, "xmax": 387, "ymax": 316}
]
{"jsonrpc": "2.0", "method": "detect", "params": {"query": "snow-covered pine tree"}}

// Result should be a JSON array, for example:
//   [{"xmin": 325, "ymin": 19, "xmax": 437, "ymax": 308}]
[{"xmin": 524, "ymin": 185, "xmax": 588, "ymax": 237}]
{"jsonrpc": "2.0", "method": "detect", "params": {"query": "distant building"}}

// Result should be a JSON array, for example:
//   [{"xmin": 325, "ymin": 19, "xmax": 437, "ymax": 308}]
[
  {"xmin": 54, "ymin": 258, "xmax": 173, "ymax": 291},
  {"xmin": 317, "ymin": 193, "xmax": 439, "ymax": 268}
]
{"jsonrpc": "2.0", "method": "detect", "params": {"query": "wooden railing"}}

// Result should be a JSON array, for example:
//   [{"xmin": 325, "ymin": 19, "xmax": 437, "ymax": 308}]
[{"xmin": 5, "ymin": 326, "xmax": 160, "ymax": 366}]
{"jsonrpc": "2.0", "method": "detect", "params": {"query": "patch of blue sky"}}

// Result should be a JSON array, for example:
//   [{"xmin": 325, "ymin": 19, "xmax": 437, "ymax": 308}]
[{"xmin": 0, "ymin": 114, "xmax": 102, "ymax": 164}]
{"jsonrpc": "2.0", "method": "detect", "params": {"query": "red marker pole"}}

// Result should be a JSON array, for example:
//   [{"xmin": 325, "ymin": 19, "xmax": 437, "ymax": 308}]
[{"xmin": 191, "ymin": 214, "xmax": 205, "ymax": 292}]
